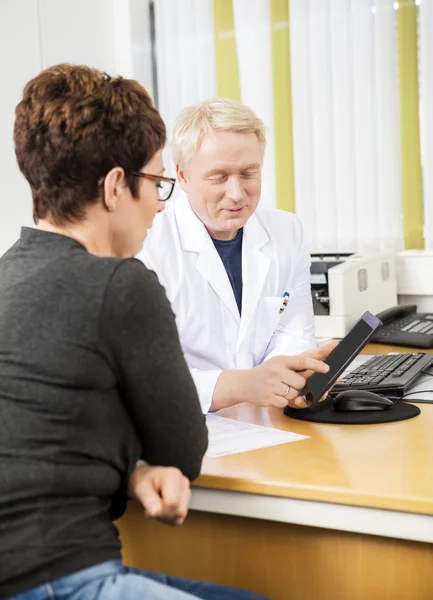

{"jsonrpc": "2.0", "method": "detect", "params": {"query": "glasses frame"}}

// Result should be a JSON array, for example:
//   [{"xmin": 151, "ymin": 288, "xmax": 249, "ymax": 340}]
[{"xmin": 131, "ymin": 171, "xmax": 176, "ymax": 201}]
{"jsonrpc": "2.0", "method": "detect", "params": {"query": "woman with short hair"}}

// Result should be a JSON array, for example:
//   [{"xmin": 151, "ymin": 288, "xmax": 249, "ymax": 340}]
[{"xmin": 0, "ymin": 64, "xmax": 268, "ymax": 600}]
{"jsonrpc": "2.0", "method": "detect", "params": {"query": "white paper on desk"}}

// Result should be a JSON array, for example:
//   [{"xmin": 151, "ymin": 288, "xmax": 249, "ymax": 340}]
[{"xmin": 205, "ymin": 414, "xmax": 308, "ymax": 458}]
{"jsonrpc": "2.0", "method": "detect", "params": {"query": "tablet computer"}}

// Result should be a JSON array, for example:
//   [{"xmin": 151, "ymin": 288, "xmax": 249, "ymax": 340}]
[{"xmin": 304, "ymin": 311, "xmax": 383, "ymax": 407}]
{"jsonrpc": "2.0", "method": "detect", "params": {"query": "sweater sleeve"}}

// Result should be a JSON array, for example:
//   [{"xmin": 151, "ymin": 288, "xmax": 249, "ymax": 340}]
[{"xmin": 99, "ymin": 259, "xmax": 208, "ymax": 481}]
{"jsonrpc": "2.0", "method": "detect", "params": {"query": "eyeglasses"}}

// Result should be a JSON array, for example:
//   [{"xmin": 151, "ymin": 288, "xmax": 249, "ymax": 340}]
[{"xmin": 131, "ymin": 171, "xmax": 176, "ymax": 201}]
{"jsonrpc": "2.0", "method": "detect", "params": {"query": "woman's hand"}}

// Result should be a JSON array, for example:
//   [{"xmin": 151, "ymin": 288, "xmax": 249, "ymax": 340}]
[{"xmin": 127, "ymin": 461, "xmax": 191, "ymax": 526}]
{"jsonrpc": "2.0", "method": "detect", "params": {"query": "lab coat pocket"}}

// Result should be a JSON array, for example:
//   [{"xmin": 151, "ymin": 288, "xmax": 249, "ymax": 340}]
[{"xmin": 253, "ymin": 296, "xmax": 284, "ymax": 358}]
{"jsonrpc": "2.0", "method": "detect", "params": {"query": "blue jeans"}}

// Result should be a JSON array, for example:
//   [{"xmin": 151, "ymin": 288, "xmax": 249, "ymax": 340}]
[{"xmin": 7, "ymin": 559, "xmax": 269, "ymax": 600}]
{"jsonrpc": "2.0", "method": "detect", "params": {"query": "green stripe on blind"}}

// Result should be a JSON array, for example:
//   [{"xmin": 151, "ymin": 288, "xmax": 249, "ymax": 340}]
[
  {"xmin": 213, "ymin": 0, "xmax": 240, "ymax": 100},
  {"xmin": 271, "ymin": 0, "xmax": 295, "ymax": 213},
  {"xmin": 398, "ymin": 0, "xmax": 424, "ymax": 249}
]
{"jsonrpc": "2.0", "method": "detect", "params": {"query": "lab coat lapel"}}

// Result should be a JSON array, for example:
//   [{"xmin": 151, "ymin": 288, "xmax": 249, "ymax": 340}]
[
  {"xmin": 237, "ymin": 213, "xmax": 270, "ymax": 348},
  {"xmin": 175, "ymin": 193, "xmax": 240, "ymax": 322}
]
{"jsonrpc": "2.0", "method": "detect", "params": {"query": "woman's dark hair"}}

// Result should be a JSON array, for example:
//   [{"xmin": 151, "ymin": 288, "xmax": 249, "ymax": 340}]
[{"xmin": 14, "ymin": 63, "xmax": 166, "ymax": 223}]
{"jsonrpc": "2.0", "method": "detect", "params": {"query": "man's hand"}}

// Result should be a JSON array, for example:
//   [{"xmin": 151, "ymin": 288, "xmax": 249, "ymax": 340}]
[
  {"xmin": 295, "ymin": 341, "xmax": 339, "ymax": 380},
  {"xmin": 245, "ymin": 342, "xmax": 338, "ymax": 409},
  {"xmin": 127, "ymin": 461, "xmax": 191, "ymax": 526},
  {"xmin": 212, "ymin": 341, "xmax": 338, "ymax": 411}
]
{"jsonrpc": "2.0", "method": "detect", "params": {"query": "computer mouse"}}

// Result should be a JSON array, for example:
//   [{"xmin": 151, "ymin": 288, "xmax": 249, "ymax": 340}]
[{"xmin": 333, "ymin": 389, "xmax": 394, "ymax": 412}]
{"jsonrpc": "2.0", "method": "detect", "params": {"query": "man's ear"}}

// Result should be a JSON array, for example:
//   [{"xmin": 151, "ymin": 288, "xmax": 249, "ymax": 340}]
[
  {"xmin": 103, "ymin": 167, "xmax": 126, "ymax": 212},
  {"xmin": 176, "ymin": 164, "xmax": 189, "ymax": 192}
]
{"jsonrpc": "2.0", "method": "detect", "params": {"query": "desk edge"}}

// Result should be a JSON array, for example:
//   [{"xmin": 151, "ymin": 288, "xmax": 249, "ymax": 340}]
[{"xmin": 190, "ymin": 487, "xmax": 433, "ymax": 544}]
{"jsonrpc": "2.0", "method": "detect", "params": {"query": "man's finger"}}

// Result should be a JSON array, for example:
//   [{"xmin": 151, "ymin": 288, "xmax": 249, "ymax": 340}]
[
  {"xmin": 319, "ymin": 392, "xmax": 329, "ymax": 403},
  {"xmin": 286, "ymin": 394, "xmax": 308, "ymax": 409},
  {"xmin": 297, "ymin": 369, "xmax": 314, "ymax": 380},
  {"xmin": 271, "ymin": 393, "xmax": 291, "ymax": 409},
  {"xmin": 280, "ymin": 371, "xmax": 306, "ymax": 393},
  {"xmin": 283, "ymin": 355, "xmax": 330, "ymax": 374},
  {"xmin": 304, "ymin": 341, "xmax": 339, "ymax": 360}
]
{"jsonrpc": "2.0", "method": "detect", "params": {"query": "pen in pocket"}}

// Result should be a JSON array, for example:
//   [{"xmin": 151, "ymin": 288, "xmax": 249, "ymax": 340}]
[{"xmin": 279, "ymin": 291, "xmax": 291, "ymax": 315}]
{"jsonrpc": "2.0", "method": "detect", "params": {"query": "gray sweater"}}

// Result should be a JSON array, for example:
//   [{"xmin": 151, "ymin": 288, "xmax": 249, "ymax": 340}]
[{"xmin": 0, "ymin": 227, "xmax": 208, "ymax": 597}]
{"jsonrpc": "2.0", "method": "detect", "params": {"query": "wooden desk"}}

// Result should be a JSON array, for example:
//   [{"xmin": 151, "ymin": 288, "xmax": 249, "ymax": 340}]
[{"xmin": 116, "ymin": 344, "xmax": 433, "ymax": 599}]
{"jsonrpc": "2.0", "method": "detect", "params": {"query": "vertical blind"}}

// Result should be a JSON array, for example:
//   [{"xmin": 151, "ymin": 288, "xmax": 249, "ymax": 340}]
[
  {"xmin": 290, "ymin": 0, "xmax": 402, "ymax": 253},
  {"xmin": 152, "ymin": 0, "xmax": 425, "ymax": 252},
  {"xmin": 232, "ymin": 0, "xmax": 276, "ymax": 208},
  {"xmin": 153, "ymin": 0, "xmax": 216, "ymax": 171},
  {"xmin": 419, "ymin": 0, "xmax": 433, "ymax": 249}
]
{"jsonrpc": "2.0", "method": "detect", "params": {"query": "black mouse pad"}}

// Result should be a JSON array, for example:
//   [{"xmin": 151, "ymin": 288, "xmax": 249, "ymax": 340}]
[{"xmin": 283, "ymin": 396, "xmax": 420, "ymax": 424}]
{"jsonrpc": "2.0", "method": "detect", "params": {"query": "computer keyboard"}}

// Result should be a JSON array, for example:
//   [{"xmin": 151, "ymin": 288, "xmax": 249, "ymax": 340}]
[{"xmin": 332, "ymin": 352, "xmax": 433, "ymax": 399}]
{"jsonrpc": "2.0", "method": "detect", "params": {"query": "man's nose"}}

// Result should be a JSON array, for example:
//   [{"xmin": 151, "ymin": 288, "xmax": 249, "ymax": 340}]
[
  {"xmin": 157, "ymin": 200, "xmax": 166, "ymax": 213},
  {"xmin": 226, "ymin": 177, "xmax": 243, "ymax": 202}
]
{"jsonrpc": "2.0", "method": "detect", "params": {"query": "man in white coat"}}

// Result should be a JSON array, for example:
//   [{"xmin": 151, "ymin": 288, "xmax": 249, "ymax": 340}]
[{"xmin": 138, "ymin": 98, "xmax": 335, "ymax": 413}]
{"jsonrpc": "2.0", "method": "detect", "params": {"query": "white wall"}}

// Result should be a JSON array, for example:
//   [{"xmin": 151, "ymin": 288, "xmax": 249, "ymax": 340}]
[
  {"xmin": 0, "ymin": 0, "xmax": 41, "ymax": 256},
  {"xmin": 0, "ymin": 0, "xmax": 154, "ymax": 257}
]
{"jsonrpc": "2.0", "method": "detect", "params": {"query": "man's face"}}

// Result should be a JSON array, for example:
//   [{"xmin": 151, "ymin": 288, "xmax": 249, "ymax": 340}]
[{"xmin": 177, "ymin": 130, "xmax": 262, "ymax": 240}]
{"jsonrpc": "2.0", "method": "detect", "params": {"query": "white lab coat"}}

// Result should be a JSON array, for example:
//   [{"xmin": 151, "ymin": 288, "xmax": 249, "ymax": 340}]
[{"xmin": 138, "ymin": 193, "xmax": 317, "ymax": 412}]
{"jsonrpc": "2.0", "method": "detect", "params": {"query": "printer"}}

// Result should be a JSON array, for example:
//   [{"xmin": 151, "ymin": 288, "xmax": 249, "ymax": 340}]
[{"xmin": 310, "ymin": 253, "xmax": 398, "ymax": 338}]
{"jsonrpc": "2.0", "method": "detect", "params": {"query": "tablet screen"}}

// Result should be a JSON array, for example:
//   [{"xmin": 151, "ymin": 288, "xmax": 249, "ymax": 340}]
[{"xmin": 304, "ymin": 311, "xmax": 382, "ymax": 407}]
